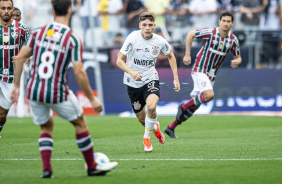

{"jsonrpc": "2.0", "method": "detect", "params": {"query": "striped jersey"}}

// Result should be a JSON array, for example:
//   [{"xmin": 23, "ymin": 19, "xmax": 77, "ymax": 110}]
[
  {"xmin": 192, "ymin": 27, "xmax": 240, "ymax": 81},
  {"xmin": 0, "ymin": 20, "xmax": 30, "ymax": 83},
  {"xmin": 24, "ymin": 22, "xmax": 83, "ymax": 104}
]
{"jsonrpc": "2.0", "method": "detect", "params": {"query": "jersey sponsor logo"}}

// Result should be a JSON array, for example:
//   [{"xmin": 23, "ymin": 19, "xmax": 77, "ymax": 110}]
[
  {"xmin": 0, "ymin": 44, "xmax": 19, "ymax": 49},
  {"xmin": 46, "ymin": 29, "xmax": 55, "ymax": 37},
  {"xmin": 134, "ymin": 58, "xmax": 155, "ymax": 67},
  {"xmin": 145, "ymin": 48, "xmax": 150, "ymax": 52},
  {"xmin": 209, "ymin": 48, "xmax": 227, "ymax": 56},
  {"xmin": 214, "ymin": 34, "xmax": 219, "ymax": 39},
  {"xmin": 200, "ymin": 29, "xmax": 212, "ymax": 35},
  {"xmin": 125, "ymin": 43, "xmax": 132, "ymax": 52},
  {"xmin": 46, "ymin": 30, "xmax": 63, "ymax": 42},
  {"xmin": 3, "ymin": 69, "xmax": 9, "ymax": 76},
  {"xmin": 147, "ymin": 81, "xmax": 159, "ymax": 92},
  {"xmin": 132, "ymin": 101, "xmax": 141, "ymax": 110},
  {"xmin": 213, "ymin": 40, "xmax": 218, "ymax": 45},
  {"xmin": 152, "ymin": 46, "xmax": 159, "ymax": 55},
  {"xmin": 165, "ymin": 43, "xmax": 169, "ymax": 52},
  {"xmin": 136, "ymin": 48, "xmax": 142, "ymax": 51},
  {"xmin": 35, "ymin": 40, "xmax": 66, "ymax": 53}
]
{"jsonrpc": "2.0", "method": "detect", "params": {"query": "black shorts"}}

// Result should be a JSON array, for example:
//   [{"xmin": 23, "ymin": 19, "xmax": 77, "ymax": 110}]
[{"xmin": 127, "ymin": 80, "xmax": 160, "ymax": 113}]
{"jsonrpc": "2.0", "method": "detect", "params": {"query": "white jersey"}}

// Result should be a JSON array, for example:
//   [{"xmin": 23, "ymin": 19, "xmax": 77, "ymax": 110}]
[{"xmin": 120, "ymin": 30, "xmax": 171, "ymax": 88}]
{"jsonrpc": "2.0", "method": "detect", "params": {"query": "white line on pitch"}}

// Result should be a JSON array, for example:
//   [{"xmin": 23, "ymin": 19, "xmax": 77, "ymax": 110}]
[{"xmin": 1, "ymin": 158, "xmax": 282, "ymax": 161}]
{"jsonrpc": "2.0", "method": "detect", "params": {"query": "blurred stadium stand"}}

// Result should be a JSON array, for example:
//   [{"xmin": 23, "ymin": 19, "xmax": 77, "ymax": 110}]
[{"xmin": 9, "ymin": 0, "xmax": 282, "ymax": 116}]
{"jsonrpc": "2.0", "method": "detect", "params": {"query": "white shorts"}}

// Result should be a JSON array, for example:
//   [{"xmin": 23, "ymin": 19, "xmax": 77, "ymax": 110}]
[
  {"xmin": 0, "ymin": 81, "xmax": 13, "ymax": 109},
  {"xmin": 190, "ymin": 72, "xmax": 214, "ymax": 98},
  {"xmin": 29, "ymin": 90, "xmax": 83, "ymax": 125}
]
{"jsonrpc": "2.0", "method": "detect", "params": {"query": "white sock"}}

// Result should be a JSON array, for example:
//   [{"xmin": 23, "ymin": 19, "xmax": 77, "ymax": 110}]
[
  {"xmin": 153, "ymin": 123, "xmax": 157, "ymax": 132},
  {"xmin": 144, "ymin": 116, "xmax": 156, "ymax": 139}
]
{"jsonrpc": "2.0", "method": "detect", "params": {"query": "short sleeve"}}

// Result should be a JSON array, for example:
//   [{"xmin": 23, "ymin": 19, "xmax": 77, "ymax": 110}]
[
  {"xmin": 24, "ymin": 28, "xmax": 38, "ymax": 49},
  {"xmin": 160, "ymin": 37, "xmax": 171, "ymax": 55},
  {"xmin": 231, "ymin": 35, "xmax": 240, "ymax": 56},
  {"xmin": 195, "ymin": 27, "xmax": 213, "ymax": 39},
  {"xmin": 120, "ymin": 33, "xmax": 134, "ymax": 56},
  {"xmin": 70, "ymin": 33, "xmax": 83, "ymax": 62}
]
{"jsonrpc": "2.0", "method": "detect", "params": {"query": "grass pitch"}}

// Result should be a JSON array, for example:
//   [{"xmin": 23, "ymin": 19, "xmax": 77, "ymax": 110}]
[{"xmin": 0, "ymin": 115, "xmax": 282, "ymax": 184}]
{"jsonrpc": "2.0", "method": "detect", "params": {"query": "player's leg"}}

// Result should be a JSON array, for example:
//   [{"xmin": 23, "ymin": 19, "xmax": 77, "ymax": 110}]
[
  {"xmin": 166, "ymin": 73, "xmax": 214, "ymax": 138},
  {"xmin": 53, "ymin": 91, "xmax": 117, "ymax": 176},
  {"xmin": 0, "ymin": 82, "xmax": 14, "ymax": 136},
  {"xmin": 0, "ymin": 106, "xmax": 9, "ymax": 134},
  {"xmin": 29, "ymin": 100, "xmax": 54, "ymax": 178}
]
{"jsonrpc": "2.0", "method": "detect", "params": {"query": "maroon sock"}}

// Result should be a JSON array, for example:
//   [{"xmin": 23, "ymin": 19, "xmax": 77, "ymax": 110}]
[
  {"xmin": 168, "ymin": 119, "xmax": 178, "ymax": 130},
  {"xmin": 76, "ymin": 131, "xmax": 96, "ymax": 170},
  {"xmin": 0, "ymin": 117, "xmax": 7, "ymax": 132},
  {"xmin": 39, "ymin": 133, "xmax": 53, "ymax": 171}
]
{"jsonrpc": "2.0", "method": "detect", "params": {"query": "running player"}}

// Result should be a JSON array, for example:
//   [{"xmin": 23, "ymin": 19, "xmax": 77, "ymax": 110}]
[
  {"xmin": 0, "ymin": 0, "xmax": 29, "ymax": 136},
  {"xmin": 165, "ymin": 12, "xmax": 242, "ymax": 138},
  {"xmin": 11, "ymin": 0, "xmax": 117, "ymax": 178},
  {"xmin": 116, "ymin": 12, "xmax": 180, "ymax": 153},
  {"xmin": 12, "ymin": 7, "xmax": 21, "ymax": 21}
]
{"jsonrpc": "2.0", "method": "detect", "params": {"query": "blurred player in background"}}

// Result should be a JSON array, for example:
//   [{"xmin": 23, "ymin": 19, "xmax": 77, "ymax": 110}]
[
  {"xmin": 0, "ymin": 0, "xmax": 30, "ymax": 137},
  {"xmin": 116, "ymin": 12, "xmax": 180, "ymax": 153},
  {"xmin": 12, "ymin": 7, "xmax": 21, "ymax": 21},
  {"xmin": 165, "ymin": 12, "xmax": 242, "ymax": 138},
  {"xmin": 11, "ymin": 0, "xmax": 117, "ymax": 178}
]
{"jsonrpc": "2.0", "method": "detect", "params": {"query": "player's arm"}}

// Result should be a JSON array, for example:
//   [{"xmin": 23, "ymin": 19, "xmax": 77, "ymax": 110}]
[
  {"xmin": 116, "ymin": 52, "xmax": 143, "ymax": 81},
  {"xmin": 183, "ymin": 30, "xmax": 196, "ymax": 65},
  {"xmin": 166, "ymin": 50, "xmax": 180, "ymax": 92},
  {"xmin": 73, "ymin": 61, "xmax": 103, "ymax": 112},
  {"xmin": 10, "ymin": 46, "xmax": 33, "ymax": 103},
  {"xmin": 231, "ymin": 55, "xmax": 242, "ymax": 68}
]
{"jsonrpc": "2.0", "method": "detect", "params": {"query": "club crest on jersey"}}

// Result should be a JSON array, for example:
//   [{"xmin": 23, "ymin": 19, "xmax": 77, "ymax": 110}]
[
  {"xmin": 152, "ymin": 46, "xmax": 159, "ymax": 55},
  {"xmin": 11, "ymin": 32, "xmax": 18, "ymax": 39},
  {"xmin": 201, "ymin": 82, "xmax": 206, "ymax": 87},
  {"xmin": 132, "ymin": 101, "xmax": 141, "ymax": 110}
]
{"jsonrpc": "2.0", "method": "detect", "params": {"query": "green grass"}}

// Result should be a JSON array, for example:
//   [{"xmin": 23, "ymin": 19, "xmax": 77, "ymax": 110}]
[{"xmin": 0, "ymin": 115, "xmax": 282, "ymax": 184}]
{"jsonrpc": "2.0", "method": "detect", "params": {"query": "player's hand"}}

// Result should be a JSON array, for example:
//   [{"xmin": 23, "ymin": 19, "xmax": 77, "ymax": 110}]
[
  {"xmin": 173, "ymin": 79, "xmax": 180, "ymax": 92},
  {"xmin": 183, "ymin": 55, "xmax": 191, "ymax": 65},
  {"xmin": 231, "ymin": 59, "xmax": 240, "ymax": 68},
  {"xmin": 10, "ymin": 87, "xmax": 20, "ymax": 104},
  {"xmin": 12, "ymin": 55, "xmax": 18, "ymax": 64},
  {"xmin": 90, "ymin": 97, "xmax": 103, "ymax": 113},
  {"xmin": 130, "ymin": 71, "xmax": 143, "ymax": 81}
]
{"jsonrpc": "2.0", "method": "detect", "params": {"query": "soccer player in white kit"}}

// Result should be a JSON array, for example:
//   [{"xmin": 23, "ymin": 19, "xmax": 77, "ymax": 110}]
[
  {"xmin": 116, "ymin": 12, "xmax": 180, "ymax": 152},
  {"xmin": 165, "ymin": 12, "xmax": 242, "ymax": 138}
]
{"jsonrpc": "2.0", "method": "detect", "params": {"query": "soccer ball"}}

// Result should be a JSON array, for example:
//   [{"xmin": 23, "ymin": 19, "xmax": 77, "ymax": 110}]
[
  {"xmin": 84, "ymin": 152, "xmax": 110, "ymax": 169},
  {"xmin": 94, "ymin": 152, "xmax": 110, "ymax": 164}
]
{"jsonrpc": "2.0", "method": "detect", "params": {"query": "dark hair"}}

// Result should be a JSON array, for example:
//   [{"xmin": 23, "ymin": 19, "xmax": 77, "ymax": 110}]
[
  {"xmin": 220, "ymin": 11, "xmax": 234, "ymax": 22},
  {"xmin": 51, "ymin": 0, "xmax": 71, "ymax": 16},
  {"xmin": 139, "ymin": 12, "xmax": 155, "ymax": 22},
  {"xmin": 14, "ymin": 7, "xmax": 21, "ymax": 14},
  {"xmin": 0, "ymin": 0, "xmax": 13, "ymax": 6}
]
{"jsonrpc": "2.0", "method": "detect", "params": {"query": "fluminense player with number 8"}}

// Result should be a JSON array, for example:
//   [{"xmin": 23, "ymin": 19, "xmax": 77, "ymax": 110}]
[
  {"xmin": 0, "ymin": 0, "xmax": 30, "ymax": 137},
  {"xmin": 10, "ymin": 0, "xmax": 117, "ymax": 178}
]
